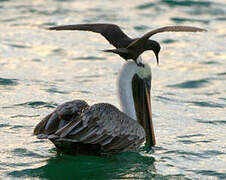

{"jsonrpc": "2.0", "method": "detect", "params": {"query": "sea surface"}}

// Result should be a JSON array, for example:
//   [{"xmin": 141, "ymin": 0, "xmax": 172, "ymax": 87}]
[{"xmin": 0, "ymin": 0, "xmax": 225, "ymax": 179}]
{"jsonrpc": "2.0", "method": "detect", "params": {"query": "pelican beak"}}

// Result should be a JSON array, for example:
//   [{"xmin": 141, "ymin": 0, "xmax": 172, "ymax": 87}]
[
  {"xmin": 132, "ymin": 75, "xmax": 156, "ymax": 147},
  {"xmin": 144, "ymin": 82, "xmax": 156, "ymax": 147}
]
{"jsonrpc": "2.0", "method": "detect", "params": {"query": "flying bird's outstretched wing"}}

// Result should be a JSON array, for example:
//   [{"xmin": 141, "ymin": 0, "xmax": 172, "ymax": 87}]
[
  {"xmin": 142, "ymin": 26, "xmax": 206, "ymax": 39},
  {"xmin": 49, "ymin": 24, "xmax": 131, "ymax": 48},
  {"xmin": 128, "ymin": 25, "xmax": 207, "ymax": 49}
]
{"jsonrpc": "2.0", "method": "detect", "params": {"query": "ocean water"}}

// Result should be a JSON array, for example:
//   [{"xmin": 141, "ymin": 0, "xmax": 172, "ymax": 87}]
[{"xmin": 0, "ymin": 0, "xmax": 225, "ymax": 179}]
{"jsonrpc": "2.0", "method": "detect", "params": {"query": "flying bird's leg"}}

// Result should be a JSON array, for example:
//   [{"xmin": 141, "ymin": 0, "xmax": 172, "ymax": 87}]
[
  {"xmin": 135, "ymin": 56, "xmax": 144, "ymax": 67},
  {"xmin": 136, "ymin": 61, "xmax": 145, "ymax": 67}
]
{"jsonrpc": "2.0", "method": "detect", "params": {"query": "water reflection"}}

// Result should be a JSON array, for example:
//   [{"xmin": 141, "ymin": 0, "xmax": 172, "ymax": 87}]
[{"xmin": 8, "ymin": 151, "xmax": 156, "ymax": 179}]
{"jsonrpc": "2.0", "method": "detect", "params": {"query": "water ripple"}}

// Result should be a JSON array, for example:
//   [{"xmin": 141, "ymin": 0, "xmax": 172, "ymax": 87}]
[
  {"xmin": 161, "ymin": 39, "xmax": 177, "ymax": 44},
  {"xmin": 10, "ymin": 125, "xmax": 25, "ymax": 129},
  {"xmin": 178, "ymin": 134, "xmax": 204, "ymax": 138},
  {"xmin": 188, "ymin": 101, "xmax": 225, "ymax": 108},
  {"xmin": 136, "ymin": 2, "xmax": 155, "ymax": 10},
  {"xmin": 219, "ymin": 98, "xmax": 226, "ymax": 101},
  {"xmin": 133, "ymin": 25, "xmax": 149, "ymax": 31},
  {"xmin": 10, "ymin": 114, "xmax": 39, "ymax": 118},
  {"xmin": 217, "ymin": 72, "xmax": 226, "ymax": 76},
  {"xmin": 167, "ymin": 79, "xmax": 210, "ymax": 89},
  {"xmin": 25, "ymin": 7, "xmax": 76, "ymax": 16},
  {"xmin": 171, "ymin": 17, "xmax": 210, "ymax": 24},
  {"xmin": 161, "ymin": 0, "xmax": 212, "ymax": 7},
  {"xmin": 215, "ymin": 17, "xmax": 226, "ymax": 21},
  {"xmin": 154, "ymin": 95, "xmax": 182, "ymax": 104},
  {"xmin": 188, "ymin": 7, "xmax": 226, "ymax": 16},
  {"xmin": 3, "ymin": 101, "xmax": 57, "ymax": 109},
  {"xmin": 1, "ymin": 16, "xmax": 30, "ymax": 23},
  {"xmin": 196, "ymin": 119, "xmax": 226, "ymax": 125},
  {"xmin": 188, "ymin": 170, "xmax": 226, "ymax": 179},
  {"xmin": 51, "ymin": 48, "xmax": 67, "ymax": 55},
  {"xmin": 178, "ymin": 140, "xmax": 211, "ymax": 144},
  {"xmin": 0, "ymin": 78, "xmax": 18, "ymax": 86},
  {"xmin": 204, "ymin": 150, "xmax": 225, "ymax": 156},
  {"xmin": 0, "ymin": 161, "xmax": 33, "ymax": 168},
  {"xmin": 201, "ymin": 61, "xmax": 220, "ymax": 65},
  {"xmin": 164, "ymin": 150, "xmax": 207, "ymax": 159},
  {"xmin": 12, "ymin": 148, "xmax": 46, "ymax": 158},
  {"xmin": 0, "ymin": 123, "xmax": 10, "ymax": 128},
  {"xmin": 6, "ymin": 43, "xmax": 30, "ymax": 49},
  {"xmin": 45, "ymin": 88, "xmax": 69, "ymax": 94}
]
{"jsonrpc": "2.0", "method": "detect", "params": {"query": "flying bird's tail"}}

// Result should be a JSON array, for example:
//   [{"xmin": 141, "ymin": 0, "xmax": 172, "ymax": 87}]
[
  {"xmin": 102, "ymin": 48, "xmax": 128, "ymax": 54},
  {"xmin": 102, "ymin": 48, "xmax": 130, "ymax": 61},
  {"xmin": 102, "ymin": 48, "xmax": 144, "ymax": 66}
]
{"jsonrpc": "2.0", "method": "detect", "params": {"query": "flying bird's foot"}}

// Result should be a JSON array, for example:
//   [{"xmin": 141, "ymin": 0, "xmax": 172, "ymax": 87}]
[{"xmin": 137, "ymin": 62, "xmax": 145, "ymax": 67}]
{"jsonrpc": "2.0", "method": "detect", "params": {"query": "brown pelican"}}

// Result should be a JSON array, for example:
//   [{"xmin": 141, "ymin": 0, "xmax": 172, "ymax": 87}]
[{"xmin": 34, "ymin": 24, "xmax": 206, "ymax": 156}]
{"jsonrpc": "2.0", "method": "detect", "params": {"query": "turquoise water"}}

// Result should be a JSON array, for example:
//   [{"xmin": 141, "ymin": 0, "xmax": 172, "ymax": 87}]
[{"xmin": 0, "ymin": 0, "xmax": 226, "ymax": 179}]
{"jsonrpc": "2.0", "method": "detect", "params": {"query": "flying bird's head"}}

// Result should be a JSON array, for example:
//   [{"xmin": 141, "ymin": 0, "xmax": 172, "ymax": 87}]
[{"xmin": 145, "ymin": 40, "xmax": 161, "ymax": 65}]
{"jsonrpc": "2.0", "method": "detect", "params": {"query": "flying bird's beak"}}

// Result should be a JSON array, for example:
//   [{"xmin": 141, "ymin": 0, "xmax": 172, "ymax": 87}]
[
  {"xmin": 155, "ymin": 52, "xmax": 159, "ymax": 65},
  {"xmin": 132, "ymin": 74, "xmax": 156, "ymax": 148}
]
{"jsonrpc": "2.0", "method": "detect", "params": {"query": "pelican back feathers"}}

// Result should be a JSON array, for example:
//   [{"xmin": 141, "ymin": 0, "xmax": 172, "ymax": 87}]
[{"xmin": 34, "ymin": 100, "xmax": 145, "ymax": 155}]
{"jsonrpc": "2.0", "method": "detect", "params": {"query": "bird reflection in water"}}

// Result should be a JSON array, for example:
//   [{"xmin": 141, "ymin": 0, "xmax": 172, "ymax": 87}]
[{"xmin": 8, "ymin": 148, "xmax": 157, "ymax": 179}]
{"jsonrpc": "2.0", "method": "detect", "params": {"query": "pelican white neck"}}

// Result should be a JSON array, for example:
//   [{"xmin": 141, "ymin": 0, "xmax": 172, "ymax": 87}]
[{"xmin": 117, "ymin": 57, "xmax": 152, "ymax": 120}]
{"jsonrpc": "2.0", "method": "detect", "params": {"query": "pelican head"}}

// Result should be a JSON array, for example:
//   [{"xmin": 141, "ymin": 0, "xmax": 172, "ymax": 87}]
[{"xmin": 118, "ymin": 62, "xmax": 156, "ymax": 147}]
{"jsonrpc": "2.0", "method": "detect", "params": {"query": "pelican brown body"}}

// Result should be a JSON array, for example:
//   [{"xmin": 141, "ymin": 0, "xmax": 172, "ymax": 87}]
[{"xmin": 34, "ymin": 100, "xmax": 145, "ymax": 156}]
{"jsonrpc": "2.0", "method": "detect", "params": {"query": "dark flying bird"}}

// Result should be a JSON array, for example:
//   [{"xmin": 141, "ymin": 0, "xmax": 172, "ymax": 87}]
[
  {"xmin": 48, "ymin": 23, "xmax": 206, "ymax": 66},
  {"xmin": 34, "ymin": 24, "xmax": 206, "ymax": 156}
]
